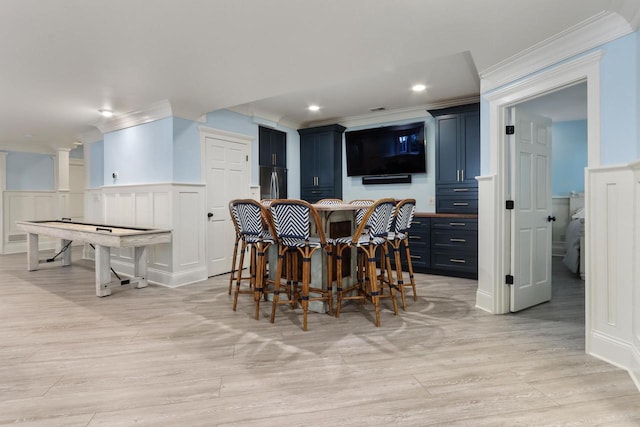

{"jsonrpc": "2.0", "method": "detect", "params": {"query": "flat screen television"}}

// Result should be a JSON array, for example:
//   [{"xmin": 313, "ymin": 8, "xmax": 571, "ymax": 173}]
[{"xmin": 345, "ymin": 121, "xmax": 426, "ymax": 177}]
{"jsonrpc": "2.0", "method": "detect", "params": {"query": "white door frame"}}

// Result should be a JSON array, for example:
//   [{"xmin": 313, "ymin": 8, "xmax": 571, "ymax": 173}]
[
  {"xmin": 199, "ymin": 125, "xmax": 253, "ymax": 276},
  {"xmin": 480, "ymin": 51, "xmax": 602, "ymax": 327}
]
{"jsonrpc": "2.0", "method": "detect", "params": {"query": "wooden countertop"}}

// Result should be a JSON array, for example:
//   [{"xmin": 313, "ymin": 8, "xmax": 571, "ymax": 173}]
[{"xmin": 415, "ymin": 212, "xmax": 478, "ymax": 219}]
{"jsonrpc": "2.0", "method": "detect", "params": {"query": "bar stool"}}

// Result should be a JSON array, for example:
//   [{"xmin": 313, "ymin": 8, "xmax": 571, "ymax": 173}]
[
  {"xmin": 269, "ymin": 199, "xmax": 333, "ymax": 331},
  {"xmin": 228, "ymin": 199, "xmax": 276, "ymax": 319},
  {"xmin": 386, "ymin": 198, "xmax": 417, "ymax": 309},
  {"xmin": 332, "ymin": 198, "xmax": 397, "ymax": 327}
]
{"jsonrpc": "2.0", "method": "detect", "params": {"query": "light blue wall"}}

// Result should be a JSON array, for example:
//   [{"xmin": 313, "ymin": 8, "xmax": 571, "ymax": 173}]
[
  {"xmin": 342, "ymin": 115, "xmax": 436, "ymax": 213},
  {"xmin": 88, "ymin": 140, "xmax": 104, "ymax": 189},
  {"xmin": 552, "ymin": 120, "xmax": 587, "ymax": 196},
  {"xmin": 173, "ymin": 117, "xmax": 201, "ymax": 183},
  {"xmin": 69, "ymin": 145, "xmax": 84, "ymax": 159},
  {"xmin": 481, "ymin": 31, "xmax": 639, "ymax": 175},
  {"xmin": 205, "ymin": 110, "xmax": 300, "ymax": 197},
  {"xmin": 6, "ymin": 152, "xmax": 54, "ymax": 190},
  {"xmin": 600, "ymin": 33, "xmax": 637, "ymax": 165},
  {"xmin": 103, "ymin": 118, "xmax": 173, "ymax": 185}
]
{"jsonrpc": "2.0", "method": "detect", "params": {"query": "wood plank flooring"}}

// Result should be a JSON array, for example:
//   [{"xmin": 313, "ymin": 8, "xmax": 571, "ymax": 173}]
[{"xmin": 1, "ymin": 249, "xmax": 639, "ymax": 426}]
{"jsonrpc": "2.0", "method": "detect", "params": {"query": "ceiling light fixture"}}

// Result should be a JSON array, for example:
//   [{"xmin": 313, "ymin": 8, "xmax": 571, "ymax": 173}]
[
  {"xmin": 98, "ymin": 109, "xmax": 113, "ymax": 118},
  {"xmin": 308, "ymin": 105, "xmax": 320, "ymax": 112},
  {"xmin": 412, "ymin": 84, "xmax": 426, "ymax": 92}
]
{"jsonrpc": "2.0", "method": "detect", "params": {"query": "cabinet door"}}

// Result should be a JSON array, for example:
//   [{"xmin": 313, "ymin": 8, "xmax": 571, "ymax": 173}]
[
  {"xmin": 460, "ymin": 111, "xmax": 480, "ymax": 186},
  {"xmin": 259, "ymin": 127, "xmax": 286, "ymax": 167},
  {"xmin": 314, "ymin": 132, "xmax": 335, "ymax": 187},
  {"xmin": 299, "ymin": 134, "xmax": 318, "ymax": 187},
  {"xmin": 435, "ymin": 115, "xmax": 460, "ymax": 185}
]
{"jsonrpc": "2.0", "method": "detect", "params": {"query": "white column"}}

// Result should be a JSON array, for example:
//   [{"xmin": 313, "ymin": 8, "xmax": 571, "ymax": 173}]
[
  {"xmin": 57, "ymin": 148, "xmax": 70, "ymax": 192},
  {"xmin": 56, "ymin": 148, "xmax": 71, "ymax": 220}
]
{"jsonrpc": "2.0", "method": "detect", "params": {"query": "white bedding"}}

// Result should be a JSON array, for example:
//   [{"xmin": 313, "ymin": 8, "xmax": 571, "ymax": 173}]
[{"xmin": 563, "ymin": 206, "xmax": 584, "ymax": 274}]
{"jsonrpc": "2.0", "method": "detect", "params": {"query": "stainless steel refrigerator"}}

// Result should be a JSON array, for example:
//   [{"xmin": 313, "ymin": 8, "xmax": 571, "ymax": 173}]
[{"xmin": 259, "ymin": 166, "xmax": 287, "ymax": 200}]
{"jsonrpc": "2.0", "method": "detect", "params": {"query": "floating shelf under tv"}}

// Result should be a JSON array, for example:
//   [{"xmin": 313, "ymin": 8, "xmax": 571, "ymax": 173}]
[{"xmin": 361, "ymin": 174, "xmax": 412, "ymax": 185}]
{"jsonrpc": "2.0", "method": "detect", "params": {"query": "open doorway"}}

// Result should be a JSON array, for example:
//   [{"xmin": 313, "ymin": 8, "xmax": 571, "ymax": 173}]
[{"xmin": 511, "ymin": 82, "xmax": 587, "ymax": 312}]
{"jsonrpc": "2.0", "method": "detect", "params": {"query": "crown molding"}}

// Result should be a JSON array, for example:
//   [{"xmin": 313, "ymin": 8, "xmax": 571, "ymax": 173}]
[
  {"xmin": 305, "ymin": 96, "xmax": 480, "ymax": 129},
  {"xmin": 0, "ymin": 142, "xmax": 56, "ymax": 155},
  {"xmin": 94, "ymin": 99, "xmax": 173, "ymax": 134},
  {"xmin": 480, "ymin": 11, "xmax": 633, "ymax": 94}
]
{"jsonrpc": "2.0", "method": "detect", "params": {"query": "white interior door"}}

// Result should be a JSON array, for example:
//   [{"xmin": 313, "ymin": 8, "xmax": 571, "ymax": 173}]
[
  {"xmin": 510, "ymin": 108, "xmax": 553, "ymax": 312},
  {"xmin": 205, "ymin": 134, "xmax": 250, "ymax": 277}
]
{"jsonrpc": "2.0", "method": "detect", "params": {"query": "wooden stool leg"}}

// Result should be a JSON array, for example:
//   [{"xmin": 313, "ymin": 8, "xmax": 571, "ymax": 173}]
[
  {"xmin": 383, "ymin": 245, "xmax": 398, "ymax": 315},
  {"xmin": 403, "ymin": 240, "xmax": 418, "ymax": 301},
  {"xmin": 367, "ymin": 251, "xmax": 381, "ymax": 327},
  {"xmin": 233, "ymin": 241, "xmax": 249, "ymax": 311},
  {"xmin": 270, "ymin": 250, "xmax": 285, "ymax": 323},
  {"xmin": 335, "ymin": 245, "xmax": 345, "ymax": 318},
  {"xmin": 393, "ymin": 244, "xmax": 407, "ymax": 311},
  {"xmin": 228, "ymin": 237, "xmax": 240, "ymax": 295}
]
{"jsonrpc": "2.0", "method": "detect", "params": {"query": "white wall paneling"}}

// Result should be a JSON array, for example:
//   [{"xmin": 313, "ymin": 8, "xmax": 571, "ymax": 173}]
[
  {"xmin": 90, "ymin": 183, "xmax": 206, "ymax": 288},
  {"xmin": 3, "ymin": 191, "xmax": 57, "ymax": 254},
  {"xmin": 586, "ymin": 164, "xmax": 637, "ymax": 376},
  {"xmin": 476, "ymin": 175, "xmax": 500, "ymax": 313},
  {"xmin": 631, "ymin": 163, "xmax": 640, "ymax": 390}
]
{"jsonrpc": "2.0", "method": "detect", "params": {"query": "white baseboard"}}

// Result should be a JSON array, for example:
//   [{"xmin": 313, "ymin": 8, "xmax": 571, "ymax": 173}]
[
  {"xmin": 589, "ymin": 330, "xmax": 633, "ymax": 372},
  {"xmin": 475, "ymin": 289, "xmax": 494, "ymax": 313}
]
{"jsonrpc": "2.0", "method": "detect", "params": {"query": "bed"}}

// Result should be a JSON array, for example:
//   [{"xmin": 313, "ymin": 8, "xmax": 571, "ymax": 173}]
[{"xmin": 562, "ymin": 193, "xmax": 585, "ymax": 279}]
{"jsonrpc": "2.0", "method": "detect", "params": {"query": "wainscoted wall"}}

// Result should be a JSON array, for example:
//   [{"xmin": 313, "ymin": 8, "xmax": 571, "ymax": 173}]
[
  {"xmin": 586, "ymin": 162, "xmax": 639, "ymax": 388},
  {"xmin": 634, "ymin": 166, "xmax": 640, "ymax": 390},
  {"xmin": 3, "ymin": 191, "xmax": 57, "ymax": 253},
  {"xmin": 478, "ymin": 163, "xmax": 640, "ymax": 390},
  {"xmin": 84, "ymin": 183, "xmax": 206, "ymax": 288}
]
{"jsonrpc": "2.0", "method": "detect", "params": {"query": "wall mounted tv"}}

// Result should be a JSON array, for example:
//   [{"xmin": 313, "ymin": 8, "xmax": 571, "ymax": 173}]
[{"xmin": 345, "ymin": 121, "xmax": 426, "ymax": 177}]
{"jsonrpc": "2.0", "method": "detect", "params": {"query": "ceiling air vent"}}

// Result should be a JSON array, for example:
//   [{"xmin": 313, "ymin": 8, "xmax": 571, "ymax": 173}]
[{"xmin": 369, "ymin": 107, "xmax": 386, "ymax": 112}]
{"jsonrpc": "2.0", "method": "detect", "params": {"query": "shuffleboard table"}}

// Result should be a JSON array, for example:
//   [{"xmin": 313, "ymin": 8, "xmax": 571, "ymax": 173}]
[{"xmin": 15, "ymin": 220, "xmax": 172, "ymax": 297}]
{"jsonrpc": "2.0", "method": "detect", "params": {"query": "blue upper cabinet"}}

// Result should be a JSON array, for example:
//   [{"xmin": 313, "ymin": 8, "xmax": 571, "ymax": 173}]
[
  {"xmin": 298, "ymin": 124, "xmax": 346, "ymax": 203},
  {"xmin": 259, "ymin": 126, "xmax": 287, "ymax": 168},
  {"xmin": 429, "ymin": 103, "xmax": 480, "ymax": 213}
]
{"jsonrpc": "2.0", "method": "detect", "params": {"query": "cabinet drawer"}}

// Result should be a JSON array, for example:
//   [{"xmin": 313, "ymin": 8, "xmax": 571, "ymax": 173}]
[
  {"xmin": 436, "ymin": 197, "xmax": 478, "ymax": 214},
  {"xmin": 431, "ymin": 229, "xmax": 477, "ymax": 250},
  {"xmin": 436, "ymin": 185, "xmax": 478, "ymax": 197},
  {"xmin": 431, "ymin": 251, "xmax": 477, "ymax": 273},
  {"xmin": 430, "ymin": 217, "xmax": 478, "ymax": 230}
]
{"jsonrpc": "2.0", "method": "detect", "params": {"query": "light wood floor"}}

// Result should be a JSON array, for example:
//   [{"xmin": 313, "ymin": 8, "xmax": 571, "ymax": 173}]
[{"xmin": 1, "ymin": 249, "xmax": 639, "ymax": 426}]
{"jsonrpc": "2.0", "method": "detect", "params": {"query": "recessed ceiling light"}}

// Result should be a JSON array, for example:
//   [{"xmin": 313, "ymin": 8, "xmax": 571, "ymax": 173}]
[
  {"xmin": 98, "ymin": 109, "xmax": 113, "ymax": 118},
  {"xmin": 308, "ymin": 105, "xmax": 320, "ymax": 112},
  {"xmin": 412, "ymin": 84, "xmax": 426, "ymax": 92}
]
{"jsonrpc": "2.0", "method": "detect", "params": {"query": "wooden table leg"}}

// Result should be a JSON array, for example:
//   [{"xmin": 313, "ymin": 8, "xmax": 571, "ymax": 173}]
[
  {"xmin": 61, "ymin": 239, "xmax": 72, "ymax": 267},
  {"xmin": 134, "ymin": 246, "xmax": 148, "ymax": 289},
  {"xmin": 26, "ymin": 233, "xmax": 39, "ymax": 271},
  {"xmin": 94, "ymin": 244, "xmax": 112, "ymax": 297}
]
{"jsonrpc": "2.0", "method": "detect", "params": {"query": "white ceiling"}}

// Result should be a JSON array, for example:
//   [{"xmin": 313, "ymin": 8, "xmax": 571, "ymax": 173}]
[{"xmin": 0, "ymin": 0, "xmax": 638, "ymax": 152}]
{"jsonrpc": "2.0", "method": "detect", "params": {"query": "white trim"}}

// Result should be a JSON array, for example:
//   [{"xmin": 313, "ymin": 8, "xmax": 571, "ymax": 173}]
[
  {"xmin": 481, "ymin": 52, "xmax": 602, "ymax": 316},
  {"xmin": 94, "ymin": 99, "xmax": 173, "ymax": 134},
  {"xmin": 307, "ymin": 96, "xmax": 480, "ymax": 129},
  {"xmin": 198, "ymin": 125, "xmax": 254, "ymax": 184},
  {"xmin": 481, "ymin": 11, "xmax": 631, "ymax": 93}
]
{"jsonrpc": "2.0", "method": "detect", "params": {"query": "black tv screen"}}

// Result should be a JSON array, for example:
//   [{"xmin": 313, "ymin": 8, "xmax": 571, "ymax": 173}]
[{"xmin": 345, "ymin": 122, "xmax": 426, "ymax": 177}]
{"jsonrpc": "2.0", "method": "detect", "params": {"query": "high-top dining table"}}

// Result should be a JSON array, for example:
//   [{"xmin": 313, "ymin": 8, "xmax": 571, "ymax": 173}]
[{"xmin": 267, "ymin": 202, "xmax": 362, "ymax": 313}]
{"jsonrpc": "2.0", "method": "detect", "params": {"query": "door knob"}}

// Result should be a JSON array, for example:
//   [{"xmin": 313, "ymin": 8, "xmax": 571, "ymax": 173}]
[
  {"xmin": 546, "ymin": 215, "xmax": 556, "ymax": 222},
  {"xmin": 207, "ymin": 212, "xmax": 214, "ymax": 218}
]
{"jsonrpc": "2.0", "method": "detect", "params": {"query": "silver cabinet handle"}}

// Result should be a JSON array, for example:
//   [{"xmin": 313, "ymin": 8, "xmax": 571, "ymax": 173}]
[
  {"xmin": 449, "ymin": 259, "xmax": 466, "ymax": 264},
  {"xmin": 456, "ymin": 170, "xmax": 460, "ymax": 181},
  {"xmin": 410, "ymin": 255, "xmax": 422, "ymax": 259},
  {"xmin": 409, "ymin": 235, "xmax": 421, "ymax": 240},
  {"xmin": 450, "ymin": 238, "xmax": 466, "ymax": 242},
  {"xmin": 449, "ymin": 222, "xmax": 466, "ymax": 226},
  {"xmin": 461, "ymin": 169, "xmax": 464, "ymax": 181},
  {"xmin": 453, "ymin": 202, "xmax": 469, "ymax": 206},
  {"xmin": 453, "ymin": 188, "xmax": 469, "ymax": 192}
]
